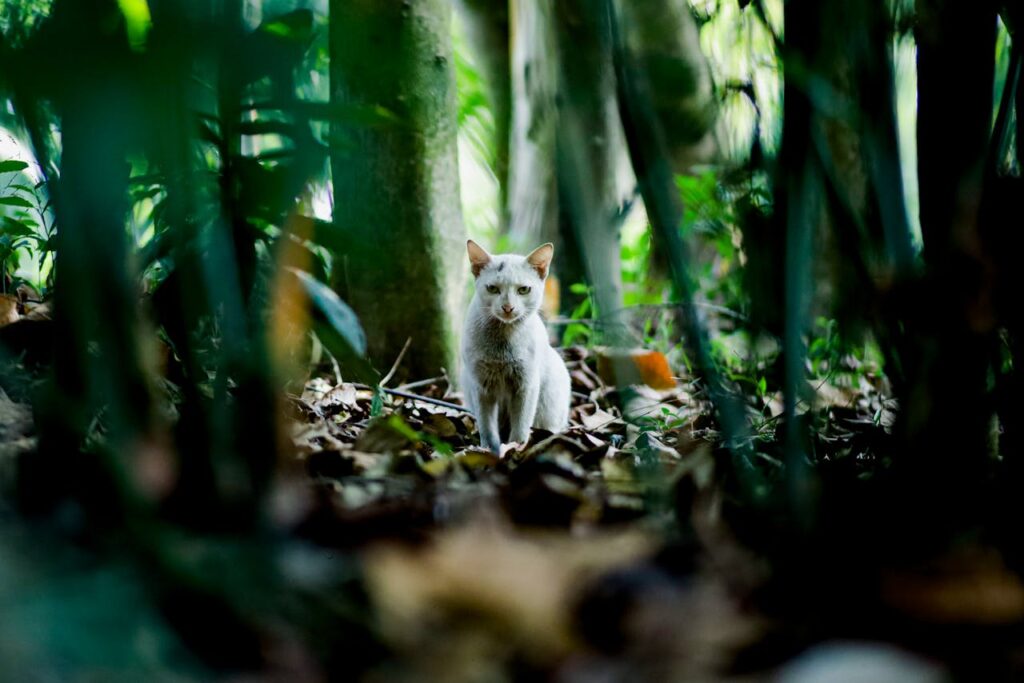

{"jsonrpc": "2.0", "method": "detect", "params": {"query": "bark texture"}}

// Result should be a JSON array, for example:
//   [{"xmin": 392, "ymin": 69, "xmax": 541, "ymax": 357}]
[
  {"xmin": 329, "ymin": 0, "xmax": 467, "ymax": 379},
  {"xmin": 617, "ymin": 0, "xmax": 717, "ymax": 171},
  {"xmin": 507, "ymin": 0, "xmax": 558, "ymax": 252},
  {"xmin": 553, "ymin": 0, "xmax": 632, "ymax": 335}
]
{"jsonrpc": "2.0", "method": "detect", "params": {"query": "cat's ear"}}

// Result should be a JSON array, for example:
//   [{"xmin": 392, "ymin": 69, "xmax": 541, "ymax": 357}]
[
  {"xmin": 526, "ymin": 243, "xmax": 554, "ymax": 280},
  {"xmin": 467, "ymin": 239, "xmax": 492, "ymax": 278}
]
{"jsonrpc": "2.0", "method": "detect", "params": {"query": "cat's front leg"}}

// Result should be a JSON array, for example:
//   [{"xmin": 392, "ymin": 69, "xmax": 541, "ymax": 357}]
[
  {"xmin": 476, "ymin": 394, "xmax": 502, "ymax": 453},
  {"xmin": 508, "ymin": 377, "xmax": 540, "ymax": 446}
]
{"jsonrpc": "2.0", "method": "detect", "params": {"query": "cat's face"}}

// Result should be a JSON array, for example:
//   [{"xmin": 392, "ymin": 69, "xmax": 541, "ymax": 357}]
[{"xmin": 467, "ymin": 240, "xmax": 552, "ymax": 324}]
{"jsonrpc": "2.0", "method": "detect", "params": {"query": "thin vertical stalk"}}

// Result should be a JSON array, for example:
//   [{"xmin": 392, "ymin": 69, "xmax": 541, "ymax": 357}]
[{"xmin": 608, "ymin": 0, "xmax": 766, "ymax": 502}]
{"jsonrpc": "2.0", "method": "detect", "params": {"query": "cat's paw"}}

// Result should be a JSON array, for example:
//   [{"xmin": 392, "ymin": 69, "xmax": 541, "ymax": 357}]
[{"xmin": 498, "ymin": 441, "xmax": 525, "ymax": 459}]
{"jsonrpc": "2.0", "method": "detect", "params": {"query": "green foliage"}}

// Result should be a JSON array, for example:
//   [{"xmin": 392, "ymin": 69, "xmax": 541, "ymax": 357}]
[
  {"xmin": 0, "ymin": 4, "xmax": 374, "ymax": 672},
  {"xmin": 561, "ymin": 282, "xmax": 594, "ymax": 347},
  {"xmin": 1, "ymin": 0, "xmax": 1023, "ymax": 676},
  {"xmin": 0, "ymin": 0, "xmax": 53, "ymax": 47},
  {"xmin": 0, "ymin": 166, "xmax": 54, "ymax": 293},
  {"xmin": 453, "ymin": 14, "xmax": 500, "ymax": 241},
  {"xmin": 453, "ymin": 19, "xmax": 496, "ymax": 171}
]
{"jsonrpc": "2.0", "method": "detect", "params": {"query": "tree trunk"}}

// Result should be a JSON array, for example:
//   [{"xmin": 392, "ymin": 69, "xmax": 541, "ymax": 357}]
[
  {"xmin": 899, "ymin": 0, "xmax": 997, "ymax": 528},
  {"xmin": 617, "ymin": 0, "xmax": 717, "ymax": 172},
  {"xmin": 508, "ymin": 0, "xmax": 717, "ymax": 327},
  {"xmin": 506, "ymin": 0, "xmax": 602, "ymax": 317},
  {"xmin": 329, "ymin": 0, "xmax": 467, "ymax": 380},
  {"xmin": 917, "ymin": 0, "xmax": 997, "ymax": 268},
  {"xmin": 615, "ymin": 0, "xmax": 718, "ymax": 306},
  {"xmin": 553, "ymin": 0, "xmax": 631, "ymax": 339},
  {"xmin": 507, "ymin": 0, "xmax": 559, "ymax": 253}
]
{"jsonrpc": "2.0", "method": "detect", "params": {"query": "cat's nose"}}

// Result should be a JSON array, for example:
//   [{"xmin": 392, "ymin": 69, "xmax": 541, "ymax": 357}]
[{"xmin": 502, "ymin": 304, "xmax": 514, "ymax": 315}]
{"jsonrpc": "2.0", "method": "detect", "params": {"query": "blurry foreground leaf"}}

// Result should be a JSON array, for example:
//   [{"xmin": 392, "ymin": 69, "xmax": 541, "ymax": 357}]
[
  {"xmin": 363, "ymin": 518, "xmax": 655, "ymax": 666},
  {"xmin": 260, "ymin": 9, "xmax": 314, "ymax": 43},
  {"xmin": 0, "ymin": 160, "xmax": 30, "ymax": 173},
  {"xmin": 881, "ymin": 546, "xmax": 1024, "ymax": 625},
  {"xmin": 116, "ymin": 0, "xmax": 150, "ymax": 50},
  {"xmin": 288, "ymin": 267, "xmax": 367, "ymax": 357},
  {"xmin": 0, "ymin": 295, "xmax": 18, "ymax": 327}
]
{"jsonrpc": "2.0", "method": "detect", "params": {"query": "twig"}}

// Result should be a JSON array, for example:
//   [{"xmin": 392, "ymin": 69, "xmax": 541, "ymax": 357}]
[
  {"xmin": 352, "ymin": 383, "xmax": 472, "ymax": 415},
  {"xmin": 379, "ymin": 336, "xmax": 412, "ymax": 388},
  {"xmin": 546, "ymin": 301, "xmax": 750, "ymax": 327},
  {"xmin": 330, "ymin": 354, "xmax": 343, "ymax": 386},
  {"xmin": 385, "ymin": 388, "xmax": 469, "ymax": 414},
  {"xmin": 397, "ymin": 375, "xmax": 446, "ymax": 392}
]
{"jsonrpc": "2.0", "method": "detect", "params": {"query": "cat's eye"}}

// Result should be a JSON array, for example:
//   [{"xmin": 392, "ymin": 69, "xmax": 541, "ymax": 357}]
[
  {"xmin": 486, "ymin": 284, "xmax": 500, "ymax": 294},
  {"xmin": 517, "ymin": 286, "xmax": 531, "ymax": 295}
]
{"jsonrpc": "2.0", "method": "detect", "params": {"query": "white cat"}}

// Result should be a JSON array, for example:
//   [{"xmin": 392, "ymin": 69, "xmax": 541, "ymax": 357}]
[{"xmin": 460, "ymin": 240, "xmax": 571, "ymax": 454}]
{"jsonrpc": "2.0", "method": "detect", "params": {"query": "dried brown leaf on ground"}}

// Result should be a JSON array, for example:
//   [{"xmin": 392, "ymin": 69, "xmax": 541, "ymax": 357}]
[
  {"xmin": 362, "ymin": 510, "xmax": 764, "ymax": 683},
  {"xmin": 881, "ymin": 546, "xmax": 1024, "ymax": 625},
  {"xmin": 0, "ymin": 294, "xmax": 19, "ymax": 327},
  {"xmin": 0, "ymin": 388, "xmax": 35, "ymax": 493},
  {"xmin": 597, "ymin": 347, "xmax": 678, "ymax": 390},
  {"xmin": 362, "ymin": 513, "xmax": 657, "ymax": 665}
]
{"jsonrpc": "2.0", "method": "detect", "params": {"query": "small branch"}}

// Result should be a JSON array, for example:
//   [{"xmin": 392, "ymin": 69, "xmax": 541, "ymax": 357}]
[
  {"xmin": 352, "ymin": 383, "xmax": 472, "ymax": 415},
  {"xmin": 397, "ymin": 375, "xmax": 447, "ymax": 392},
  {"xmin": 545, "ymin": 301, "xmax": 750, "ymax": 327},
  {"xmin": 379, "ymin": 336, "xmax": 412, "ymax": 388},
  {"xmin": 385, "ymin": 388, "xmax": 470, "ymax": 414},
  {"xmin": 330, "ymin": 354, "xmax": 344, "ymax": 386}
]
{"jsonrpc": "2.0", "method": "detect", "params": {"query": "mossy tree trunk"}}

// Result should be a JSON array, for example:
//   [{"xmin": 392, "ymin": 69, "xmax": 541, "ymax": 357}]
[
  {"xmin": 329, "ymin": 0, "xmax": 467, "ymax": 380},
  {"xmin": 506, "ymin": 0, "xmax": 557, "ymax": 251},
  {"xmin": 503, "ymin": 0, "xmax": 594, "ymax": 322},
  {"xmin": 617, "ymin": 0, "xmax": 716, "ymax": 172},
  {"xmin": 552, "ymin": 0, "xmax": 632, "ymax": 334},
  {"xmin": 900, "ymin": 0, "xmax": 997, "ymax": 527},
  {"xmin": 475, "ymin": 0, "xmax": 718, "ymax": 330}
]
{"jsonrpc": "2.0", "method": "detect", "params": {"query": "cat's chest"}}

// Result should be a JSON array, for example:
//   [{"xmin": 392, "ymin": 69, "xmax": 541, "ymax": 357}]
[{"xmin": 473, "ymin": 335, "xmax": 532, "ymax": 391}]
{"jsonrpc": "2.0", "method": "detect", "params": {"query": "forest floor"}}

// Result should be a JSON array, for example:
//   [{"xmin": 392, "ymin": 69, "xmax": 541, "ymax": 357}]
[
  {"xmin": 278, "ymin": 343, "xmax": 980, "ymax": 682},
  {"xmin": 4, "ymin": 309, "xmax": 1023, "ymax": 680}
]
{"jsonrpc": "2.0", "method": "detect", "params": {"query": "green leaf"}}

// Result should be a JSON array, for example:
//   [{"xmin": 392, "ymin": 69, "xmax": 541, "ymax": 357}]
[
  {"xmin": 0, "ymin": 196, "xmax": 34, "ymax": 208},
  {"xmin": 117, "ymin": 0, "xmax": 152, "ymax": 51},
  {"xmin": 370, "ymin": 385, "xmax": 385, "ymax": 417},
  {"xmin": 288, "ymin": 268, "xmax": 366, "ymax": 356},
  {"xmin": 237, "ymin": 120, "xmax": 297, "ymax": 138},
  {"xmin": 2, "ymin": 217, "xmax": 36, "ymax": 237},
  {"xmin": 260, "ymin": 9, "xmax": 314, "ymax": 43},
  {"xmin": 0, "ymin": 160, "xmax": 30, "ymax": 173}
]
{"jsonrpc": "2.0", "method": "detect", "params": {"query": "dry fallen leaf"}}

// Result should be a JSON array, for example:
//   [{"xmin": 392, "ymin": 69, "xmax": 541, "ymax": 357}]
[
  {"xmin": 362, "ymin": 515, "xmax": 656, "ymax": 663},
  {"xmin": 423, "ymin": 413, "xmax": 458, "ymax": 438},
  {"xmin": 0, "ymin": 294, "xmax": 19, "ymax": 327},
  {"xmin": 882, "ymin": 546, "xmax": 1024, "ymax": 624},
  {"xmin": 579, "ymin": 406, "xmax": 619, "ymax": 433},
  {"xmin": 542, "ymin": 274, "xmax": 561, "ymax": 320},
  {"xmin": 596, "ymin": 347, "xmax": 677, "ymax": 390},
  {"xmin": 22, "ymin": 300, "xmax": 51, "ymax": 321}
]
